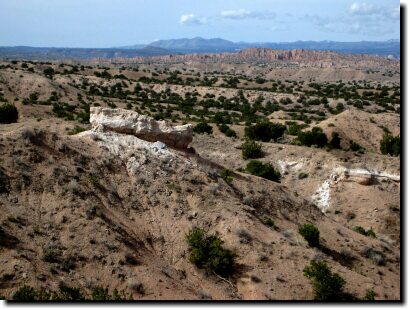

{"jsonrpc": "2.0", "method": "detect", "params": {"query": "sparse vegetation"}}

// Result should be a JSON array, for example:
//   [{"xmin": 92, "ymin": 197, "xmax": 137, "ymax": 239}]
[
  {"xmin": 245, "ymin": 121, "xmax": 286, "ymax": 142},
  {"xmin": 186, "ymin": 227, "xmax": 235, "ymax": 276},
  {"xmin": 380, "ymin": 134, "xmax": 400, "ymax": 156},
  {"xmin": 297, "ymin": 127, "xmax": 328, "ymax": 148},
  {"xmin": 241, "ymin": 140, "xmax": 263, "ymax": 159},
  {"xmin": 245, "ymin": 160, "xmax": 281, "ymax": 182},
  {"xmin": 303, "ymin": 260, "xmax": 348, "ymax": 301},
  {"xmin": 299, "ymin": 224, "xmax": 320, "ymax": 247},
  {"xmin": 353, "ymin": 226, "xmax": 376, "ymax": 238},
  {"xmin": 193, "ymin": 122, "xmax": 213, "ymax": 135},
  {"xmin": 0, "ymin": 103, "xmax": 18, "ymax": 123}
]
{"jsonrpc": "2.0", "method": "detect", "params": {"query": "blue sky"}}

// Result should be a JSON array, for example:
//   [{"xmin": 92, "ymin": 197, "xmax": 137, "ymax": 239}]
[{"xmin": 0, "ymin": 0, "xmax": 400, "ymax": 47}]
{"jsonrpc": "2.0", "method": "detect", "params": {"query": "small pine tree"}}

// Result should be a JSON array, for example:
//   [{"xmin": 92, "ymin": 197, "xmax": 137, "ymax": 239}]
[
  {"xmin": 241, "ymin": 140, "xmax": 263, "ymax": 159},
  {"xmin": 193, "ymin": 122, "xmax": 213, "ymax": 135},
  {"xmin": 303, "ymin": 260, "xmax": 347, "ymax": 301},
  {"xmin": 329, "ymin": 132, "xmax": 341, "ymax": 149},
  {"xmin": 0, "ymin": 103, "xmax": 18, "ymax": 124},
  {"xmin": 245, "ymin": 160, "xmax": 281, "ymax": 182},
  {"xmin": 299, "ymin": 224, "xmax": 320, "ymax": 247}
]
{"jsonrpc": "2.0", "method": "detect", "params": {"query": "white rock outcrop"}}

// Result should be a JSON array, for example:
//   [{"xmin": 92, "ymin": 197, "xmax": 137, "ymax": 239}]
[
  {"xmin": 89, "ymin": 107, "xmax": 193, "ymax": 149},
  {"xmin": 312, "ymin": 165, "xmax": 400, "ymax": 212}
]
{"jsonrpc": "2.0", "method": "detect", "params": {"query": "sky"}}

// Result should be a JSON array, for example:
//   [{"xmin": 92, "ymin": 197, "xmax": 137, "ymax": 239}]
[{"xmin": 0, "ymin": 0, "xmax": 400, "ymax": 48}]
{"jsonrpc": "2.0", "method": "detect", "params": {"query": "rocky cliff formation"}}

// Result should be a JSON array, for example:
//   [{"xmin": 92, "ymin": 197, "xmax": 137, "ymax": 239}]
[
  {"xmin": 95, "ymin": 48, "xmax": 399, "ymax": 70},
  {"xmin": 88, "ymin": 107, "xmax": 193, "ymax": 149}
]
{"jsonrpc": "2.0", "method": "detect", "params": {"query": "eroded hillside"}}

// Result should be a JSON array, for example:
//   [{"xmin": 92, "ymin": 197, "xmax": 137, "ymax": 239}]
[{"xmin": 0, "ymin": 57, "xmax": 400, "ymax": 301}]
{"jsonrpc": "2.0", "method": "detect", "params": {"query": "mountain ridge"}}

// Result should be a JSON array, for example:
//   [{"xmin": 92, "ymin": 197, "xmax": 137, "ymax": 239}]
[{"xmin": 0, "ymin": 37, "xmax": 400, "ymax": 61}]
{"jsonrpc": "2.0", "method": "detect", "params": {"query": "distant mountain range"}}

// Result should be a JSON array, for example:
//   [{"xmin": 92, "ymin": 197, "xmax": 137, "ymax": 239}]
[{"xmin": 0, "ymin": 37, "xmax": 400, "ymax": 61}]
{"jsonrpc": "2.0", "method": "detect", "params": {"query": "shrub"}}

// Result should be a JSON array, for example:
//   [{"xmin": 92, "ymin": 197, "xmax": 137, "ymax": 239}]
[
  {"xmin": 263, "ymin": 216, "xmax": 275, "ymax": 228},
  {"xmin": 0, "ymin": 168, "xmax": 9, "ymax": 193},
  {"xmin": 12, "ymin": 285, "xmax": 38, "ymax": 301},
  {"xmin": 245, "ymin": 160, "xmax": 281, "ymax": 182},
  {"xmin": 361, "ymin": 247, "xmax": 386, "ymax": 266},
  {"xmin": 299, "ymin": 224, "xmax": 320, "ymax": 247},
  {"xmin": 297, "ymin": 127, "xmax": 328, "ymax": 148},
  {"xmin": 43, "ymin": 67, "xmax": 55, "ymax": 78},
  {"xmin": 54, "ymin": 283, "xmax": 84, "ymax": 301},
  {"xmin": 186, "ymin": 227, "xmax": 235, "ymax": 276},
  {"xmin": 298, "ymin": 172, "xmax": 309, "ymax": 179},
  {"xmin": 303, "ymin": 260, "xmax": 347, "ymax": 301},
  {"xmin": 349, "ymin": 140, "xmax": 366, "ymax": 153},
  {"xmin": 193, "ymin": 122, "xmax": 213, "ymax": 135},
  {"xmin": 380, "ymin": 134, "xmax": 400, "ymax": 156},
  {"xmin": 287, "ymin": 122, "xmax": 308, "ymax": 136},
  {"xmin": 353, "ymin": 226, "xmax": 376, "ymax": 238},
  {"xmin": 67, "ymin": 125, "xmax": 86, "ymax": 135},
  {"xmin": 245, "ymin": 121, "xmax": 286, "ymax": 142},
  {"xmin": 217, "ymin": 123, "xmax": 237, "ymax": 138},
  {"xmin": 0, "ymin": 103, "xmax": 18, "ymax": 124},
  {"xmin": 363, "ymin": 289, "xmax": 376, "ymax": 301},
  {"xmin": 43, "ymin": 246, "xmax": 60, "ymax": 263},
  {"xmin": 329, "ymin": 132, "xmax": 341, "ymax": 149},
  {"xmin": 220, "ymin": 169, "xmax": 233, "ymax": 184},
  {"xmin": 91, "ymin": 287, "xmax": 112, "ymax": 301},
  {"xmin": 241, "ymin": 140, "xmax": 263, "ymax": 159},
  {"xmin": 353, "ymin": 226, "xmax": 366, "ymax": 235}
]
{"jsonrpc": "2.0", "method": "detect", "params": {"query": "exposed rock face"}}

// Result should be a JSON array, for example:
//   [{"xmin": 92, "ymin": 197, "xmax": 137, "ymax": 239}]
[
  {"xmin": 312, "ymin": 165, "xmax": 400, "ymax": 212},
  {"xmin": 89, "ymin": 107, "xmax": 193, "ymax": 149},
  {"xmin": 96, "ymin": 48, "xmax": 399, "ymax": 70}
]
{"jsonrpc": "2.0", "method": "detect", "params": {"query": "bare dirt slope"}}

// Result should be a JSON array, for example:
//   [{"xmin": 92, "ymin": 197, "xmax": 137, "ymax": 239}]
[{"xmin": 0, "ymin": 124, "xmax": 400, "ymax": 300}]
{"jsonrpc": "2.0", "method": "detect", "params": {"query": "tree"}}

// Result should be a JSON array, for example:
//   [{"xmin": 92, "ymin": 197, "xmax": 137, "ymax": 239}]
[
  {"xmin": 245, "ymin": 121, "xmax": 286, "ymax": 142},
  {"xmin": 299, "ymin": 224, "xmax": 320, "ymax": 247},
  {"xmin": 241, "ymin": 140, "xmax": 263, "ymax": 159},
  {"xmin": 0, "ymin": 103, "xmax": 18, "ymax": 124},
  {"xmin": 193, "ymin": 122, "xmax": 213, "ymax": 135},
  {"xmin": 329, "ymin": 132, "xmax": 341, "ymax": 149},
  {"xmin": 186, "ymin": 228, "xmax": 235, "ymax": 276},
  {"xmin": 380, "ymin": 134, "xmax": 400, "ymax": 156},
  {"xmin": 43, "ymin": 67, "xmax": 55, "ymax": 78},
  {"xmin": 297, "ymin": 127, "xmax": 328, "ymax": 148},
  {"xmin": 303, "ymin": 260, "xmax": 347, "ymax": 301},
  {"xmin": 245, "ymin": 160, "xmax": 281, "ymax": 182}
]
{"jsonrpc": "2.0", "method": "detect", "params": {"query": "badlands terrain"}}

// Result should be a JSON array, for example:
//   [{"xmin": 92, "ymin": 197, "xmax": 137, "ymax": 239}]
[{"xmin": 0, "ymin": 49, "xmax": 401, "ymax": 300}]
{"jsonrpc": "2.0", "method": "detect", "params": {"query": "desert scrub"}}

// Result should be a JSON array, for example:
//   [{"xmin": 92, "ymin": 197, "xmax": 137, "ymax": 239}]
[
  {"xmin": 380, "ymin": 134, "xmax": 400, "ymax": 156},
  {"xmin": 241, "ymin": 140, "xmax": 263, "ymax": 159},
  {"xmin": 68, "ymin": 125, "xmax": 86, "ymax": 135},
  {"xmin": 349, "ymin": 140, "xmax": 366, "ymax": 153},
  {"xmin": 217, "ymin": 123, "xmax": 237, "ymax": 138},
  {"xmin": 245, "ymin": 121, "xmax": 286, "ymax": 142},
  {"xmin": 220, "ymin": 169, "xmax": 233, "ymax": 184},
  {"xmin": 186, "ymin": 227, "xmax": 235, "ymax": 276},
  {"xmin": 299, "ymin": 224, "xmax": 320, "ymax": 247},
  {"xmin": 303, "ymin": 260, "xmax": 347, "ymax": 301},
  {"xmin": 0, "ymin": 103, "xmax": 18, "ymax": 124},
  {"xmin": 0, "ymin": 168, "xmax": 9, "ymax": 193},
  {"xmin": 262, "ymin": 216, "xmax": 276, "ymax": 229},
  {"xmin": 91, "ymin": 287, "xmax": 130, "ymax": 300},
  {"xmin": 245, "ymin": 160, "xmax": 281, "ymax": 182},
  {"xmin": 297, "ymin": 127, "xmax": 328, "ymax": 148},
  {"xmin": 193, "ymin": 122, "xmax": 213, "ymax": 135},
  {"xmin": 353, "ymin": 226, "xmax": 376, "ymax": 238},
  {"xmin": 329, "ymin": 132, "xmax": 341, "ymax": 149},
  {"xmin": 298, "ymin": 172, "xmax": 309, "ymax": 179}
]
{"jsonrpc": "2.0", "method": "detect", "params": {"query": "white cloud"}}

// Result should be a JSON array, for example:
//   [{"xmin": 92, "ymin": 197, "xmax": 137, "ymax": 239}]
[
  {"xmin": 305, "ymin": 11, "xmax": 396, "ymax": 37},
  {"xmin": 349, "ymin": 2, "xmax": 399, "ymax": 20},
  {"xmin": 179, "ymin": 14, "xmax": 206, "ymax": 26},
  {"xmin": 220, "ymin": 9, "xmax": 276, "ymax": 20},
  {"xmin": 271, "ymin": 24, "xmax": 289, "ymax": 32},
  {"xmin": 349, "ymin": 2, "xmax": 378, "ymax": 15},
  {"xmin": 221, "ymin": 9, "xmax": 251, "ymax": 19}
]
